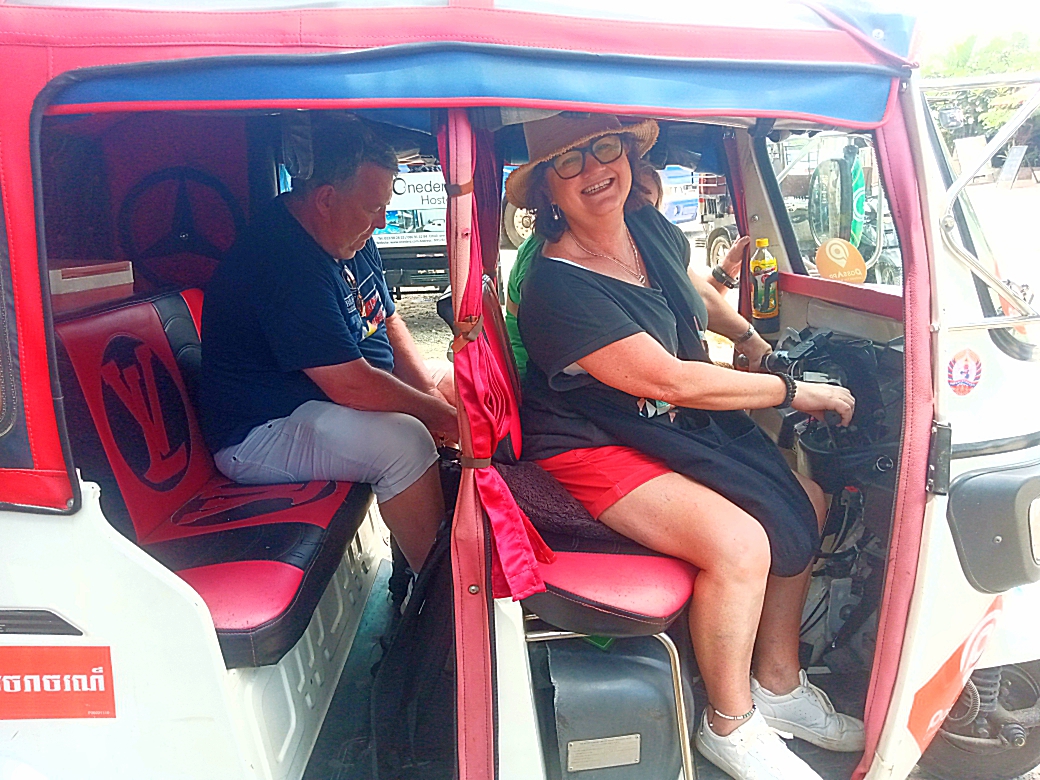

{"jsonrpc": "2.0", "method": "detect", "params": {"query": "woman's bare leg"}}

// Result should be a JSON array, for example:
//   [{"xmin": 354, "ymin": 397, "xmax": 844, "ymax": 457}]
[
  {"xmin": 751, "ymin": 473, "xmax": 828, "ymax": 694},
  {"xmin": 599, "ymin": 472, "xmax": 771, "ymax": 736}
]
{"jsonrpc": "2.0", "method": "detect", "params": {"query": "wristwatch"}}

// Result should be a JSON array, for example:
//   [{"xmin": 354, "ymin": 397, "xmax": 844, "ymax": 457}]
[
  {"xmin": 712, "ymin": 265, "xmax": 739, "ymax": 289},
  {"xmin": 733, "ymin": 324, "xmax": 757, "ymax": 345}
]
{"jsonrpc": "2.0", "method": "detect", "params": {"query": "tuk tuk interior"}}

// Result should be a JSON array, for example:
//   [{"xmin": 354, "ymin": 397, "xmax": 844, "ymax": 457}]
[
  {"xmin": 12, "ymin": 5, "xmax": 1028, "ymax": 777},
  {"xmin": 31, "ymin": 95, "xmax": 910, "ymax": 780}
]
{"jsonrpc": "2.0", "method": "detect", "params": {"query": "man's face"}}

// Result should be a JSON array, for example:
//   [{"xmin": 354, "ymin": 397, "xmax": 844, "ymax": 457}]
[{"xmin": 324, "ymin": 163, "xmax": 395, "ymax": 259}]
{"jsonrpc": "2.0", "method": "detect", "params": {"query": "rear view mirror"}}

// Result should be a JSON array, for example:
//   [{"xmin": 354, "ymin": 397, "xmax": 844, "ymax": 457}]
[
  {"xmin": 938, "ymin": 107, "xmax": 965, "ymax": 130},
  {"xmin": 808, "ymin": 157, "xmax": 852, "ymax": 246}
]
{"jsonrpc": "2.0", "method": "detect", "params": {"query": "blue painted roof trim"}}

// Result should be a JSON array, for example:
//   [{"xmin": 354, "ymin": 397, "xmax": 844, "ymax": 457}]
[{"xmin": 50, "ymin": 43, "xmax": 900, "ymax": 127}]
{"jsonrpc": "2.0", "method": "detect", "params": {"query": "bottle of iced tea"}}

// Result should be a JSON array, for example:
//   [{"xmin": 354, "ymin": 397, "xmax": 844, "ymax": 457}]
[{"xmin": 750, "ymin": 238, "xmax": 779, "ymax": 334}]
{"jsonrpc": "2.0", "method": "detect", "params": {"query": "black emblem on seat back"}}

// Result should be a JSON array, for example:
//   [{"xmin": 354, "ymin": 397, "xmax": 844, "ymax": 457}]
[{"xmin": 100, "ymin": 335, "xmax": 191, "ymax": 491}]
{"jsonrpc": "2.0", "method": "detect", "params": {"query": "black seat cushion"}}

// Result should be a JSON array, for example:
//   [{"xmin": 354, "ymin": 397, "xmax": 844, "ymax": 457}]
[{"xmin": 494, "ymin": 460, "xmax": 630, "ymax": 544}]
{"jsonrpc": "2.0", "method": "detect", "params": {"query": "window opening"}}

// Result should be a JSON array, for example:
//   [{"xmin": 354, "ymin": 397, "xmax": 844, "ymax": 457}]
[
  {"xmin": 764, "ymin": 132, "xmax": 904, "ymax": 288},
  {"xmin": 278, "ymin": 163, "xmax": 293, "ymax": 193},
  {"xmin": 923, "ymin": 80, "xmax": 1040, "ymax": 359}
]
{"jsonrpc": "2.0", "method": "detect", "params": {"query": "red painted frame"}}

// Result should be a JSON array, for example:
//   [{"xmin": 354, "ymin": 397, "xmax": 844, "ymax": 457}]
[
  {"xmin": 852, "ymin": 96, "xmax": 933, "ymax": 780},
  {"xmin": 1, "ymin": 5, "xmax": 886, "ymax": 66},
  {"xmin": 779, "ymin": 272, "xmax": 904, "ymax": 321},
  {"xmin": 0, "ymin": 8, "xmax": 929, "ymax": 780}
]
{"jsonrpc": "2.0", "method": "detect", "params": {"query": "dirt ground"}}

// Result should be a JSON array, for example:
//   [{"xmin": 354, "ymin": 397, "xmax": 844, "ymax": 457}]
[{"xmin": 394, "ymin": 289, "xmax": 453, "ymax": 361}]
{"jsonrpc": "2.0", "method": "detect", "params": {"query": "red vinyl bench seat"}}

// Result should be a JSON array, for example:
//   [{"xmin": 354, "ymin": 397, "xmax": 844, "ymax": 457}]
[{"xmin": 55, "ymin": 289, "xmax": 371, "ymax": 667}]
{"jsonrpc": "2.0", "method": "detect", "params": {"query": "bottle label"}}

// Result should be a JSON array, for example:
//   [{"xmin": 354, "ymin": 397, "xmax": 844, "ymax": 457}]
[{"xmin": 750, "ymin": 253, "xmax": 779, "ymax": 320}]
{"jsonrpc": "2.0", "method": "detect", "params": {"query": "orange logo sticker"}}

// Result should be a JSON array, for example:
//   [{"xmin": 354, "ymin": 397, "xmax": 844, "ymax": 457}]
[
  {"xmin": 815, "ymin": 239, "xmax": 866, "ymax": 284},
  {"xmin": 0, "ymin": 646, "xmax": 115, "ymax": 719},
  {"xmin": 906, "ymin": 597, "xmax": 1002, "ymax": 752}
]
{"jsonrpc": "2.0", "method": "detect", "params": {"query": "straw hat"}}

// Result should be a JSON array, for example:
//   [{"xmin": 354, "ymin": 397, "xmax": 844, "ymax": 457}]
[{"xmin": 505, "ymin": 114, "xmax": 659, "ymax": 208}]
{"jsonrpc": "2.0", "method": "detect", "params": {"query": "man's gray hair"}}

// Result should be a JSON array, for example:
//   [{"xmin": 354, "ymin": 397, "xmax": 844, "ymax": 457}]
[{"xmin": 293, "ymin": 114, "xmax": 399, "ymax": 195}]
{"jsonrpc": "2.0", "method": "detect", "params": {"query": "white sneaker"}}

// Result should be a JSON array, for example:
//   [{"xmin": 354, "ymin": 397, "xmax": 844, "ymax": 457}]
[
  {"xmin": 751, "ymin": 670, "xmax": 865, "ymax": 752},
  {"xmin": 695, "ymin": 708, "xmax": 824, "ymax": 780}
]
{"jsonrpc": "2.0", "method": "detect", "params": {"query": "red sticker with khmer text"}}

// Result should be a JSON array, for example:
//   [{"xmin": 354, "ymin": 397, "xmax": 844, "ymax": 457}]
[{"xmin": 0, "ymin": 646, "xmax": 115, "ymax": 719}]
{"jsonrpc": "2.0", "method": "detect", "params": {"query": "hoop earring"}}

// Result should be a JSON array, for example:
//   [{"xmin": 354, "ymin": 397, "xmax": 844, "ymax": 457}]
[{"xmin": 550, "ymin": 203, "xmax": 563, "ymax": 222}]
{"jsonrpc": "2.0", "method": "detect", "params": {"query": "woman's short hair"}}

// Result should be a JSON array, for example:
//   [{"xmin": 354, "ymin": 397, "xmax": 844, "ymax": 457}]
[
  {"xmin": 292, "ymin": 114, "xmax": 399, "ymax": 195},
  {"xmin": 528, "ymin": 134, "xmax": 647, "ymax": 243}
]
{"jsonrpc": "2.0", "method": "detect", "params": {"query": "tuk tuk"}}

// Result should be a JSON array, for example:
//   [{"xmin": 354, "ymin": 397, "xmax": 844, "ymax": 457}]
[{"xmin": 1, "ymin": 2, "xmax": 1039, "ymax": 779}]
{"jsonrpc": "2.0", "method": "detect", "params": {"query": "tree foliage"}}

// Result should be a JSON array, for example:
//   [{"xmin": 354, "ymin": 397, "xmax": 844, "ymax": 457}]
[{"xmin": 923, "ymin": 34, "xmax": 1040, "ymax": 165}]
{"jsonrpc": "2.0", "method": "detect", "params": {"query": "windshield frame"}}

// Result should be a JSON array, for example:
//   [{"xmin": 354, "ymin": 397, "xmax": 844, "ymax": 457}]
[{"xmin": 921, "ymin": 88, "xmax": 1040, "ymax": 362}]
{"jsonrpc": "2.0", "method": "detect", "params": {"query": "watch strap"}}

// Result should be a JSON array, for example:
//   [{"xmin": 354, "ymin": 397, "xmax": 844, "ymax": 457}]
[{"xmin": 712, "ymin": 264, "xmax": 739, "ymax": 289}]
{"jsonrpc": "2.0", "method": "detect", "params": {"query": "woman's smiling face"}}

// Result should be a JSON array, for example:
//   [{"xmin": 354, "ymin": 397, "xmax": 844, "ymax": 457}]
[{"xmin": 546, "ymin": 137, "xmax": 633, "ymax": 225}]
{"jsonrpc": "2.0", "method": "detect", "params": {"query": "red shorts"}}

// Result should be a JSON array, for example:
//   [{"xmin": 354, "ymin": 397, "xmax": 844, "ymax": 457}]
[{"xmin": 536, "ymin": 446, "xmax": 672, "ymax": 519}]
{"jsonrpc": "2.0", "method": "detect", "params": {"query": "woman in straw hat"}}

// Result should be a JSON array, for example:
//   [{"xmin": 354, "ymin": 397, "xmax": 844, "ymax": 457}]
[{"xmin": 508, "ymin": 113, "xmax": 862, "ymax": 780}]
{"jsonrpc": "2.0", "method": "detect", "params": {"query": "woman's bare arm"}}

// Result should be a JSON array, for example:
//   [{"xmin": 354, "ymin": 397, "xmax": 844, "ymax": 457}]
[
  {"xmin": 687, "ymin": 264, "xmax": 774, "ymax": 368},
  {"xmin": 576, "ymin": 333, "xmax": 855, "ymax": 424},
  {"xmin": 688, "ymin": 268, "xmax": 752, "ymax": 341}
]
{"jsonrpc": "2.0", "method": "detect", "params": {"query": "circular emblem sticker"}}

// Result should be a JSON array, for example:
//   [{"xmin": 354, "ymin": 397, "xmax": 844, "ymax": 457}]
[{"xmin": 947, "ymin": 349, "xmax": 983, "ymax": 397}]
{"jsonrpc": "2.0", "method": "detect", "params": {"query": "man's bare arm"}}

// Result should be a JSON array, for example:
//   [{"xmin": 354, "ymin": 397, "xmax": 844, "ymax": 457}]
[
  {"xmin": 304, "ymin": 358, "xmax": 457, "ymax": 440},
  {"xmin": 385, "ymin": 312, "xmax": 441, "ymax": 395}
]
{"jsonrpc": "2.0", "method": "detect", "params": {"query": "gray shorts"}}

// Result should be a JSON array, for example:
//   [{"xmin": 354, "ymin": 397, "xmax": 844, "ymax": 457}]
[{"xmin": 214, "ymin": 400, "xmax": 439, "ymax": 503}]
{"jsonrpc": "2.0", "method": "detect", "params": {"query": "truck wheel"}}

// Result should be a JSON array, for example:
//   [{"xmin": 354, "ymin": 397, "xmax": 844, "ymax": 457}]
[
  {"xmin": 503, "ymin": 202, "xmax": 535, "ymax": 249},
  {"xmin": 918, "ymin": 663, "xmax": 1040, "ymax": 780},
  {"xmin": 706, "ymin": 228, "xmax": 732, "ymax": 268}
]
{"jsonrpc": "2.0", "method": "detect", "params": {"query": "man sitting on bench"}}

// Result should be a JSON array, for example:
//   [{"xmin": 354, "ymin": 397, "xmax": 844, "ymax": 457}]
[{"xmin": 201, "ymin": 114, "xmax": 457, "ymax": 570}]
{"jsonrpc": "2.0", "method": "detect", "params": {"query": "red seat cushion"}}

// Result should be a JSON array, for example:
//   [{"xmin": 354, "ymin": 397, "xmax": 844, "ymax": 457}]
[
  {"xmin": 524, "ymin": 549, "xmax": 697, "ymax": 637},
  {"xmin": 177, "ymin": 561, "xmax": 304, "ymax": 631},
  {"xmin": 55, "ymin": 292, "xmax": 372, "ymax": 667}
]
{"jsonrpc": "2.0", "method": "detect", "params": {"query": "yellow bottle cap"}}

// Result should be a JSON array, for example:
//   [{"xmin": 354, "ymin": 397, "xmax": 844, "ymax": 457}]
[{"xmin": 755, "ymin": 238, "xmax": 769, "ymax": 248}]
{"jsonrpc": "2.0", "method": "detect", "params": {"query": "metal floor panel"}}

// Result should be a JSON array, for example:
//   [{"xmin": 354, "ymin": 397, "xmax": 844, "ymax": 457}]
[
  {"xmin": 303, "ymin": 565, "xmax": 870, "ymax": 780},
  {"xmin": 303, "ymin": 560, "xmax": 393, "ymax": 780}
]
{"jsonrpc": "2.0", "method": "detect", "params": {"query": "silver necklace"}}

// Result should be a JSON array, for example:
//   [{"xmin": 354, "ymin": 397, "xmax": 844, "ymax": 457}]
[{"xmin": 569, "ymin": 229, "xmax": 645, "ymax": 285}]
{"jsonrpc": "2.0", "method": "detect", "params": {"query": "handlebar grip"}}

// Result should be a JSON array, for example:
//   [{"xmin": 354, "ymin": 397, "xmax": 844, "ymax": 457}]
[
  {"xmin": 735, "ymin": 353, "xmax": 771, "ymax": 371},
  {"xmin": 824, "ymin": 410, "xmax": 842, "ymax": 427}
]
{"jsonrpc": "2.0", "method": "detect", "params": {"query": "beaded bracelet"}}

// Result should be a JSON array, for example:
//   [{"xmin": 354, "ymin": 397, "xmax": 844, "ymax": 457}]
[{"xmin": 775, "ymin": 373, "xmax": 797, "ymax": 409}]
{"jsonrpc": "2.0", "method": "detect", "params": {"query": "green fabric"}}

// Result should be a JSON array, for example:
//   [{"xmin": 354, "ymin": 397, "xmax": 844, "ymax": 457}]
[{"xmin": 504, "ymin": 234, "xmax": 542, "ymax": 380}]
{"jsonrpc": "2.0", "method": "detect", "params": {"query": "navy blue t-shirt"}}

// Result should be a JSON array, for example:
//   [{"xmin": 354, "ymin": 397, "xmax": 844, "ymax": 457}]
[{"xmin": 201, "ymin": 196, "xmax": 396, "ymax": 452}]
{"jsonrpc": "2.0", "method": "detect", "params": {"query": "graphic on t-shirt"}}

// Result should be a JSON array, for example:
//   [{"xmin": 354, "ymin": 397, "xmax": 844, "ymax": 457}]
[
  {"xmin": 638, "ymin": 397, "xmax": 677, "ymax": 422},
  {"xmin": 343, "ymin": 264, "xmax": 388, "ymax": 341}
]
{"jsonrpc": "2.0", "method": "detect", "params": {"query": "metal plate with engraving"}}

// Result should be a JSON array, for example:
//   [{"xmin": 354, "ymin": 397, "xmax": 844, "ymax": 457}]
[{"xmin": 567, "ymin": 733, "xmax": 641, "ymax": 772}]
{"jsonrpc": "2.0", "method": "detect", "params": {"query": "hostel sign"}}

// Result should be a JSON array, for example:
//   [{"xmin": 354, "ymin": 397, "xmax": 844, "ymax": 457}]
[
  {"xmin": 374, "ymin": 171, "xmax": 448, "ymax": 249},
  {"xmin": 389, "ymin": 172, "xmax": 447, "ymax": 210}
]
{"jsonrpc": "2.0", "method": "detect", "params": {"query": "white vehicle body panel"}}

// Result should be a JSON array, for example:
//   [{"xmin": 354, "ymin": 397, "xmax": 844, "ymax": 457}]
[{"xmin": 0, "ymin": 481, "xmax": 384, "ymax": 780}]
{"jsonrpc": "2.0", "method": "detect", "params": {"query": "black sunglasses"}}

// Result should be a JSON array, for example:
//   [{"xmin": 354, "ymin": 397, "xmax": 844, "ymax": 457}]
[{"xmin": 551, "ymin": 134, "xmax": 625, "ymax": 180}]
